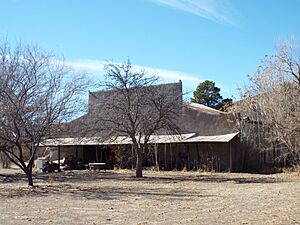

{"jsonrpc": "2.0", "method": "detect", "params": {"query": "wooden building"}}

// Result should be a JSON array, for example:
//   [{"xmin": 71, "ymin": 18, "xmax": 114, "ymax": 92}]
[{"xmin": 41, "ymin": 81, "xmax": 244, "ymax": 172}]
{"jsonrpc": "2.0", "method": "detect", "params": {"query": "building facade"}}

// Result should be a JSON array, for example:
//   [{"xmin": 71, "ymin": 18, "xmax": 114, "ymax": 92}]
[{"xmin": 41, "ymin": 81, "xmax": 244, "ymax": 172}]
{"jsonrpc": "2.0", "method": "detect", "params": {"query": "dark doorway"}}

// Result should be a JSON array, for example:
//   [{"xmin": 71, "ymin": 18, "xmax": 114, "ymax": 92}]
[
  {"xmin": 98, "ymin": 146, "xmax": 113, "ymax": 162},
  {"xmin": 83, "ymin": 146, "xmax": 96, "ymax": 164}
]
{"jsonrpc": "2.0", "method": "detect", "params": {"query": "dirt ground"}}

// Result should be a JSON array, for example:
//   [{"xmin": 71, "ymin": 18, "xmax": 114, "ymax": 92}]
[{"xmin": 0, "ymin": 169, "xmax": 299, "ymax": 225}]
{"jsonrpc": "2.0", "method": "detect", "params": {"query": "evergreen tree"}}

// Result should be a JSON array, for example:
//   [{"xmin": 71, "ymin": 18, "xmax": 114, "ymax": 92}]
[{"xmin": 191, "ymin": 80, "xmax": 223, "ymax": 109}]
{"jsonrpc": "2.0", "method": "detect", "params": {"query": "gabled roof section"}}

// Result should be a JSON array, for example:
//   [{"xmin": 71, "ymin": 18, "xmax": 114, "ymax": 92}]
[
  {"xmin": 88, "ymin": 81, "xmax": 182, "ymax": 113},
  {"xmin": 180, "ymin": 103, "xmax": 236, "ymax": 136},
  {"xmin": 187, "ymin": 103, "xmax": 226, "ymax": 115}
]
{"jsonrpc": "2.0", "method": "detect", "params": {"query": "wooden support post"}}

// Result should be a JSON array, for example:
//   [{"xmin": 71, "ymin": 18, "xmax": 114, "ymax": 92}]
[
  {"xmin": 96, "ymin": 146, "xmax": 99, "ymax": 163},
  {"xmin": 58, "ymin": 145, "xmax": 61, "ymax": 172},
  {"xmin": 175, "ymin": 143, "xmax": 179, "ymax": 170},
  {"xmin": 76, "ymin": 146, "xmax": 78, "ymax": 159},
  {"xmin": 186, "ymin": 143, "xmax": 189, "ymax": 170},
  {"xmin": 229, "ymin": 142, "xmax": 232, "ymax": 172},
  {"xmin": 164, "ymin": 143, "xmax": 167, "ymax": 170},
  {"xmin": 170, "ymin": 143, "xmax": 172, "ymax": 170},
  {"xmin": 196, "ymin": 143, "xmax": 200, "ymax": 170},
  {"xmin": 131, "ymin": 144, "xmax": 134, "ymax": 169},
  {"xmin": 154, "ymin": 143, "xmax": 159, "ymax": 170},
  {"xmin": 100, "ymin": 146, "xmax": 103, "ymax": 162}
]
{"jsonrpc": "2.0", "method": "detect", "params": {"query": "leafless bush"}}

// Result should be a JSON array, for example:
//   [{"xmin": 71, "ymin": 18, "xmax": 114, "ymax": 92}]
[{"xmin": 237, "ymin": 40, "xmax": 300, "ymax": 167}]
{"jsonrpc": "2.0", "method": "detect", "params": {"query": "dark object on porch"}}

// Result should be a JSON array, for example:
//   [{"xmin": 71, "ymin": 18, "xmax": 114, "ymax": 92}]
[
  {"xmin": 42, "ymin": 161, "xmax": 60, "ymax": 173},
  {"xmin": 106, "ymin": 159, "xmax": 114, "ymax": 170},
  {"xmin": 89, "ymin": 162, "xmax": 107, "ymax": 170},
  {"xmin": 61, "ymin": 156, "xmax": 84, "ymax": 170}
]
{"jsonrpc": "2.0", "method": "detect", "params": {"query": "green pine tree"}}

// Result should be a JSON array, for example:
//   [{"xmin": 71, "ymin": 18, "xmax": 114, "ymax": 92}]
[{"xmin": 191, "ymin": 80, "xmax": 223, "ymax": 109}]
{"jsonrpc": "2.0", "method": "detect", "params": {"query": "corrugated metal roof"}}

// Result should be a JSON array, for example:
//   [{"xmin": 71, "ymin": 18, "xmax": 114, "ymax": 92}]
[
  {"xmin": 183, "ymin": 132, "xmax": 239, "ymax": 143},
  {"xmin": 41, "ymin": 133, "xmax": 196, "ymax": 146},
  {"xmin": 148, "ymin": 133, "xmax": 195, "ymax": 143}
]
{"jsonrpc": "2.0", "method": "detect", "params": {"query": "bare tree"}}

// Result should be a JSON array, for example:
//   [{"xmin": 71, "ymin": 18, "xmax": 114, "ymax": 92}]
[
  {"xmin": 0, "ymin": 42, "xmax": 88, "ymax": 186},
  {"xmin": 91, "ymin": 60, "xmax": 182, "ymax": 177},
  {"xmin": 237, "ymin": 40, "xmax": 300, "ymax": 167}
]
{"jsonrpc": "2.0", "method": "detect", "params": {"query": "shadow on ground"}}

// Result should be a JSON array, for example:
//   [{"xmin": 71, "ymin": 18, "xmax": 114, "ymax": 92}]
[
  {"xmin": 0, "ymin": 170, "xmax": 284, "ymax": 184},
  {"xmin": 0, "ymin": 170, "xmax": 287, "ymax": 200}
]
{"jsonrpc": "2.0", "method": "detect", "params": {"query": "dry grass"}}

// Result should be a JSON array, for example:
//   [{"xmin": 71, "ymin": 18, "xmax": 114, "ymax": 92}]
[{"xmin": 0, "ymin": 169, "xmax": 299, "ymax": 225}]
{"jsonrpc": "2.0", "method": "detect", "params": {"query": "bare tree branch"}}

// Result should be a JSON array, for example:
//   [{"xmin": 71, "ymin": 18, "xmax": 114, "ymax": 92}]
[
  {"xmin": 237, "ymin": 40, "xmax": 300, "ymax": 167},
  {"xmin": 90, "ymin": 59, "xmax": 182, "ymax": 177},
  {"xmin": 0, "ymin": 41, "xmax": 89, "ymax": 186}
]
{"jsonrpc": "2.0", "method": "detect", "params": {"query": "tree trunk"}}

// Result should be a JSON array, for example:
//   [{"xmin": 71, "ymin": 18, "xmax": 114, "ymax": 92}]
[
  {"xmin": 25, "ymin": 168, "xmax": 34, "ymax": 186},
  {"xmin": 135, "ymin": 148, "xmax": 143, "ymax": 178}
]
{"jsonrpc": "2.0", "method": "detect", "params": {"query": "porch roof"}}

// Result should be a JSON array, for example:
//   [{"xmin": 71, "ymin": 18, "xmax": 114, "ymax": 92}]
[
  {"xmin": 41, "ymin": 132, "xmax": 239, "ymax": 147},
  {"xmin": 183, "ymin": 132, "xmax": 239, "ymax": 143},
  {"xmin": 41, "ymin": 133, "xmax": 196, "ymax": 146}
]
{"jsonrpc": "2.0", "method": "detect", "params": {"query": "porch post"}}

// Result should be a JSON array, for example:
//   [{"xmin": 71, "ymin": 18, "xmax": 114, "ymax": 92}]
[
  {"xmin": 170, "ymin": 143, "xmax": 172, "ymax": 169},
  {"xmin": 96, "ymin": 146, "xmax": 99, "ymax": 162},
  {"xmin": 131, "ymin": 144, "xmax": 134, "ymax": 169},
  {"xmin": 58, "ymin": 145, "xmax": 61, "ymax": 172},
  {"xmin": 164, "ymin": 143, "xmax": 167, "ymax": 170},
  {"xmin": 229, "ymin": 142, "xmax": 232, "ymax": 172},
  {"xmin": 75, "ymin": 146, "xmax": 78, "ymax": 159},
  {"xmin": 154, "ymin": 143, "xmax": 159, "ymax": 170}
]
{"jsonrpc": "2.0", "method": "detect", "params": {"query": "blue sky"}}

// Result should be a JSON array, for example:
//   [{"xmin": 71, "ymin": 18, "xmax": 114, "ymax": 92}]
[{"xmin": 1, "ymin": 0, "xmax": 300, "ymax": 99}]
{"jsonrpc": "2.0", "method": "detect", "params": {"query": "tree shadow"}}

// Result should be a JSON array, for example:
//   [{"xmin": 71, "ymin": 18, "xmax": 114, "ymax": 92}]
[
  {"xmin": 0, "ymin": 170, "xmax": 286, "ymax": 185},
  {"xmin": 0, "ymin": 181, "xmax": 216, "ymax": 201},
  {"xmin": 141, "ymin": 174, "xmax": 285, "ymax": 184},
  {"xmin": 0, "ymin": 173, "xmax": 28, "ymax": 183},
  {"xmin": 0, "ymin": 170, "xmax": 287, "ymax": 200}
]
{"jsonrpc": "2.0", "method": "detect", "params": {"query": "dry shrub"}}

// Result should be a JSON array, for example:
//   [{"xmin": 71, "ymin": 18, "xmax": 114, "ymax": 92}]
[
  {"xmin": 47, "ymin": 175, "xmax": 54, "ymax": 184},
  {"xmin": 282, "ymin": 165, "xmax": 300, "ymax": 175},
  {"xmin": 0, "ymin": 152, "xmax": 10, "ymax": 168},
  {"xmin": 295, "ymin": 165, "xmax": 300, "ymax": 175}
]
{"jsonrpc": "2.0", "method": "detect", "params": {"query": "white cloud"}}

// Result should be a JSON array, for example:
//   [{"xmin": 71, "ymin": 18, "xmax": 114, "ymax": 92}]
[
  {"xmin": 151, "ymin": 0, "xmax": 239, "ymax": 26},
  {"xmin": 65, "ymin": 59, "xmax": 202, "ymax": 94},
  {"xmin": 66, "ymin": 60, "xmax": 235, "ymax": 99}
]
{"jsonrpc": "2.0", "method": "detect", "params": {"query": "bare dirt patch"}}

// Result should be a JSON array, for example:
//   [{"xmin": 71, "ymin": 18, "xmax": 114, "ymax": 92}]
[{"xmin": 0, "ymin": 169, "xmax": 299, "ymax": 225}]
